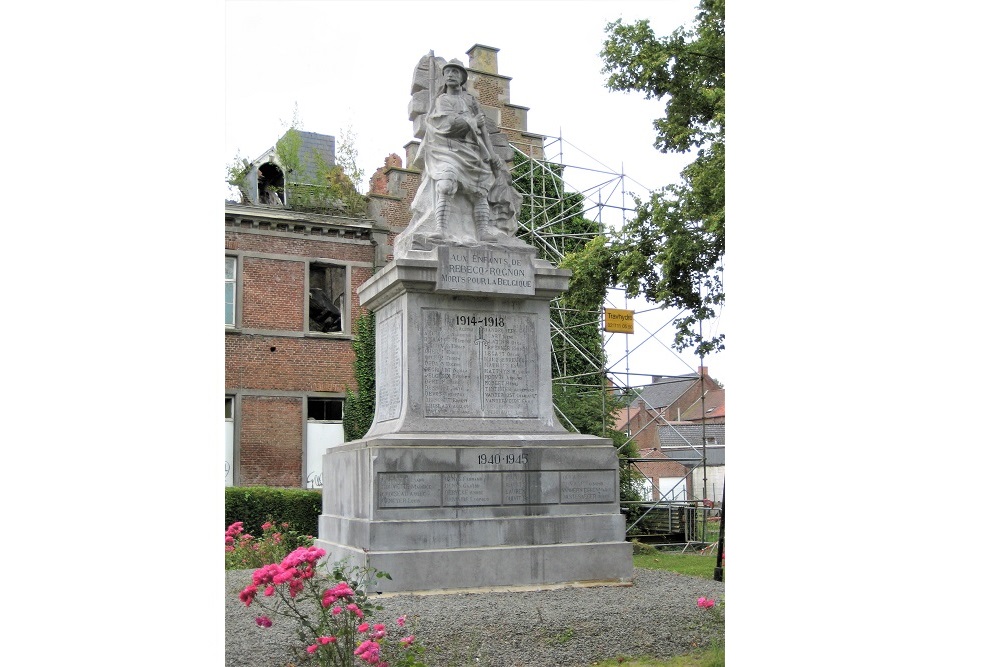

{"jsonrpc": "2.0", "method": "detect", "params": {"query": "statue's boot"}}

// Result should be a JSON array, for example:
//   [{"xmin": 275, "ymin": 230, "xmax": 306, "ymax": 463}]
[
  {"xmin": 429, "ymin": 200, "xmax": 450, "ymax": 241},
  {"xmin": 474, "ymin": 200, "xmax": 499, "ymax": 242}
]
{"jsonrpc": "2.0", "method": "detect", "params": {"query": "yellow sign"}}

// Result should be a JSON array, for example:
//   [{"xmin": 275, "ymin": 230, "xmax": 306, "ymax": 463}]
[{"xmin": 604, "ymin": 308, "xmax": 634, "ymax": 334}]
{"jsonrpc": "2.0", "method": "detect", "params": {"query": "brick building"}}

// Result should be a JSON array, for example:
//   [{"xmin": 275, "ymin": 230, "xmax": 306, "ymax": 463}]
[
  {"xmin": 226, "ymin": 45, "xmax": 547, "ymax": 488},
  {"xmin": 617, "ymin": 368, "xmax": 723, "ymax": 450},
  {"xmin": 225, "ymin": 127, "xmax": 390, "ymax": 488},
  {"xmin": 617, "ymin": 368, "xmax": 725, "ymax": 502}
]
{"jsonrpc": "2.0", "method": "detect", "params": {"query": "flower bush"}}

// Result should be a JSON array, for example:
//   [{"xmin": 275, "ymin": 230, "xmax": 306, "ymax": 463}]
[
  {"xmin": 237, "ymin": 545, "xmax": 426, "ymax": 666},
  {"xmin": 697, "ymin": 595, "xmax": 725, "ymax": 626},
  {"xmin": 226, "ymin": 519, "xmax": 315, "ymax": 570}
]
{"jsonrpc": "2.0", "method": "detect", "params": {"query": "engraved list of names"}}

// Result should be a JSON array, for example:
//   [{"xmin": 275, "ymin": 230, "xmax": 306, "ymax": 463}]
[
  {"xmin": 374, "ymin": 311, "xmax": 403, "ymax": 422},
  {"xmin": 422, "ymin": 308, "xmax": 539, "ymax": 418}
]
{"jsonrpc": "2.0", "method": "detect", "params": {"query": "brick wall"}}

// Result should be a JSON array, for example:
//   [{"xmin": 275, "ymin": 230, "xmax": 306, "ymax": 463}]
[
  {"xmin": 633, "ymin": 456, "xmax": 692, "ymax": 501},
  {"xmin": 238, "ymin": 395, "xmax": 303, "ymax": 487},
  {"xmin": 226, "ymin": 336, "xmax": 358, "ymax": 393},
  {"xmin": 226, "ymin": 231, "xmax": 375, "ymax": 263},
  {"xmin": 226, "ymin": 209, "xmax": 375, "ymax": 488},
  {"xmin": 241, "ymin": 257, "xmax": 304, "ymax": 330}
]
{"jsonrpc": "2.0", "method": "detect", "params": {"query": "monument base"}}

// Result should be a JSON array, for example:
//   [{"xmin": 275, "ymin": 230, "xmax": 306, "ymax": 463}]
[{"xmin": 315, "ymin": 433, "xmax": 633, "ymax": 593}]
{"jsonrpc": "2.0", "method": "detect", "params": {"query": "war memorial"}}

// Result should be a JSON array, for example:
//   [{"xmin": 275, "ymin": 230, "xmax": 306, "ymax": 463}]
[{"xmin": 314, "ymin": 53, "xmax": 632, "ymax": 592}]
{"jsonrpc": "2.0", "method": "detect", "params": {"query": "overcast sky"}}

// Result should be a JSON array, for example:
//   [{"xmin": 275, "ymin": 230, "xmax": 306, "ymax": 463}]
[{"xmin": 226, "ymin": 0, "xmax": 726, "ymax": 385}]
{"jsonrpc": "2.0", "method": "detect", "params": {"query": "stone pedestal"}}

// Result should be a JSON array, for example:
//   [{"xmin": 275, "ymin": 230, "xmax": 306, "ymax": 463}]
[{"xmin": 316, "ymin": 245, "xmax": 632, "ymax": 592}]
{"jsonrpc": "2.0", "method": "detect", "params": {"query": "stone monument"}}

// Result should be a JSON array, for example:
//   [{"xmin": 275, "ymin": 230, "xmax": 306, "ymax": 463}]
[{"xmin": 315, "ymin": 53, "xmax": 632, "ymax": 592}]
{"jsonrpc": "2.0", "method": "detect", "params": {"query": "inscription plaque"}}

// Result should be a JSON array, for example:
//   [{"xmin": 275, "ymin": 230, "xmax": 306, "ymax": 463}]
[
  {"xmin": 437, "ymin": 246, "xmax": 536, "ymax": 295},
  {"xmin": 443, "ymin": 472, "xmax": 502, "ymax": 506},
  {"xmin": 560, "ymin": 471, "xmax": 617, "ymax": 503},
  {"xmin": 375, "ymin": 470, "xmax": 614, "ymax": 509},
  {"xmin": 375, "ymin": 312, "xmax": 403, "ymax": 422},
  {"xmin": 422, "ymin": 309, "xmax": 539, "ymax": 418},
  {"xmin": 502, "ymin": 471, "xmax": 561, "ymax": 505},
  {"xmin": 377, "ymin": 473, "xmax": 441, "ymax": 508}
]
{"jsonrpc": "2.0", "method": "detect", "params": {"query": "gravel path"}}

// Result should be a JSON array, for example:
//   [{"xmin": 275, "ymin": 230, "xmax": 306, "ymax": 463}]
[{"xmin": 226, "ymin": 567, "xmax": 725, "ymax": 667}]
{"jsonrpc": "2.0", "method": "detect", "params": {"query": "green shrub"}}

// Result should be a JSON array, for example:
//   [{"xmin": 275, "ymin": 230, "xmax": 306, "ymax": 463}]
[
  {"xmin": 225, "ymin": 486, "xmax": 322, "ymax": 537},
  {"xmin": 225, "ymin": 519, "xmax": 315, "ymax": 570}
]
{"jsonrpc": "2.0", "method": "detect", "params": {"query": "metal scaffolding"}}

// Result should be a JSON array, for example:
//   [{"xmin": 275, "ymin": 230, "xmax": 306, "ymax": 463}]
[{"xmin": 509, "ymin": 135, "xmax": 723, "ymax": 548}]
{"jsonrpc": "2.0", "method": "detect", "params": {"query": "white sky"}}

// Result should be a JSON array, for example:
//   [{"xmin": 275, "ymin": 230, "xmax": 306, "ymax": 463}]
[{"xmin": 226, "ymin": 0, "xmax": 727, "ymax": 386}]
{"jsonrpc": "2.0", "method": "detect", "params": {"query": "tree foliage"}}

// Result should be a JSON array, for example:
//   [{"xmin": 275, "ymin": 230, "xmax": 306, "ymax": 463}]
[
  {"xmin": 226, "ymin": 152, "xmax": 253, "ymax": 203},
  {"xmin": 336, "ymin": 124, "xmax": 366, "ymax": 193},
  {"xmin": 600, "ymin": 0, "xmax": 725, "ymax": 356},
  {"xmin": 512, "ymin": 153, "xmax": 611, "ymax": 431},
  {"xmin": 275, "ymin": 103, "xmax": 304, "ymax": 176}
]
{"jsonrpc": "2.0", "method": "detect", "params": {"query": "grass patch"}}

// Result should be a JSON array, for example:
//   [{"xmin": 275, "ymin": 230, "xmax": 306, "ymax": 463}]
[
  {"xmin": 632, "ymin": 550, "xmax": 721, "ymax": 579},
  {"xmin": 592, "ymin": 641, "xmax": 724, "ymax": 667}
]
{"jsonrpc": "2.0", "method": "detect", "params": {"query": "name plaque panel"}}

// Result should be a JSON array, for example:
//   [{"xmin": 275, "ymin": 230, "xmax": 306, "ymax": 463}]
[
  {"xmin": 375, "ymin": 311, "xmax": 403, "ymax": 422},
  {"xmin": 560, "ymin": 471, "xmax": 617, "ymax": 503},
  {"xmin": 437, "ymin": 246, "xmax": 536, "ymax": 295},
  {"xmin": 502, "ymin": 471, "xmax": 561, "ymax": 505},
  {"xmin": 422, "ymin": 308, "xmax": 539, "ymax": 418},
  {"xmin": 375, "ymin": 470, "xmax": 614, "ymax": 509},
  {"xmin": 443, "ymin": 472, "xmax": 502, "ymax": 506},
  {"xmin": 377, "ymin": 473, "xmax": 441, "ymax": 508}
]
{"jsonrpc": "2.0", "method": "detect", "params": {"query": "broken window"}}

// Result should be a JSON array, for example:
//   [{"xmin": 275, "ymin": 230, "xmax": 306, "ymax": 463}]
[
  {"xmin": 257, "ymin": 162, "xmax": 285, "ymax": 206},
  {"xmin": 308, "ymin": 264, "xmax": 346, "ymax": 333},
  {"xmin": 307, "ymin": 397, "xmax": 344, "ymax": 422},
  {"xmin": 225, "ymin": 256, "xmax": 237, "ymax": 327}
]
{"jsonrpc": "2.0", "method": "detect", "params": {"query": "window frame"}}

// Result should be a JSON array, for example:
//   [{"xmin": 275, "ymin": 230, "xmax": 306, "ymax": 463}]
[
  {"xmin": 306, "ymin": 396, "xmax": 345, "ymax": 422},
  {"xmin": 306, "ymin": 262, "xmax": 349, "ymax": 335},
  {"xmin": 225, "ymin": 255, "xmax": 238, "ymax": 328}
]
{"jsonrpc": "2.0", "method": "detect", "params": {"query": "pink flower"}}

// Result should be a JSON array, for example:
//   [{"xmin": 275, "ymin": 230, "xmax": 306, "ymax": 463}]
[
  {"xmin": 306, "ymin": 644, "xmax": 318, "ymax": 654},
  {"xmin": 401, "ymin": 635, "xmax": 415, "ymax": 647},
  {"xmin": 280, "ymin": 546, "xmax": 326, "ymax": 568},
  {"xmin": 322, "ymin": 581, "xmax": 355, "ymax": 607},
  {"xmin": 697, "ymin": 597, "xmax": 716, "ymax": 608},
  {"xmin": 318, "ymin": 635, "xmax": 337, "ymax": 645},
  {"xmin": 347, "ymin": 603, "xmax": 364, "ymax": 618},
  {"xmin": 396, "ymin": 615, "xmax": 407, "ymax": 627},
  {"xmin": 371, "ymin": 624, "xmax": 386, "ymax": 639},
  {"xmin": 226, "ymin": 521, "xmax": 244, "ymax": 537},
  {"xmin": 358, "ymin": 622, "xmax": 370, "ymax": 633},
  {"xmin": 272, "ymin": 569, "xmax": 295, "ymax": 585},
  {"xmin": 238, "ymin": 585, "xmax": 257, "ymax": 606},
  {"xmin": 254, "ymin": 616, "xmax": 272, "ymax": 628},
  {"xmin": 261, "ymin": 521, "xmax": 273, "ymax": 531},
  {"xmin": 354, "ymin": 639, "xmax": 381, "ymax": 663},
  {"xmin": 331, "ymin": 606, "xmax": 343, "ymax": 615}
]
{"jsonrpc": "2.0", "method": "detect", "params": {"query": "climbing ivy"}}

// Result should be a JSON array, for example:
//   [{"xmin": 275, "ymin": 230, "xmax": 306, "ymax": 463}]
[{"xmin": 343, "ymin": 310, "xmax": 376, "ymax": 442}]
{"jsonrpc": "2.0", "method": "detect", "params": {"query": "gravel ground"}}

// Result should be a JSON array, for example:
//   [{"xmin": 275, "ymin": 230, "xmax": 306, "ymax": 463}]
[{"xmin": 226, "ymin": 567, "xmax": 725, "ymax": 667}]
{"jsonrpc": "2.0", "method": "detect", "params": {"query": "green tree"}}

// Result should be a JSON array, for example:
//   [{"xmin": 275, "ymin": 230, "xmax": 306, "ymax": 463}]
[
  {"xmin": 275, "ymin": 103, "xmax": 304, "ymax": 177},
  {"xmin": 600, "ymin": 0, "xmax": 725, "ymax": 356},
  {"xmin": 511, "ymin": 152, "xmax": 622, "ymax": 436},
  {"xmin": 225, "ymin": 152, "xmax": 253, "ymax": 203},
  {"xmin": 336, "ymin": 124, "xmax": 366, "ymax": 193}
]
